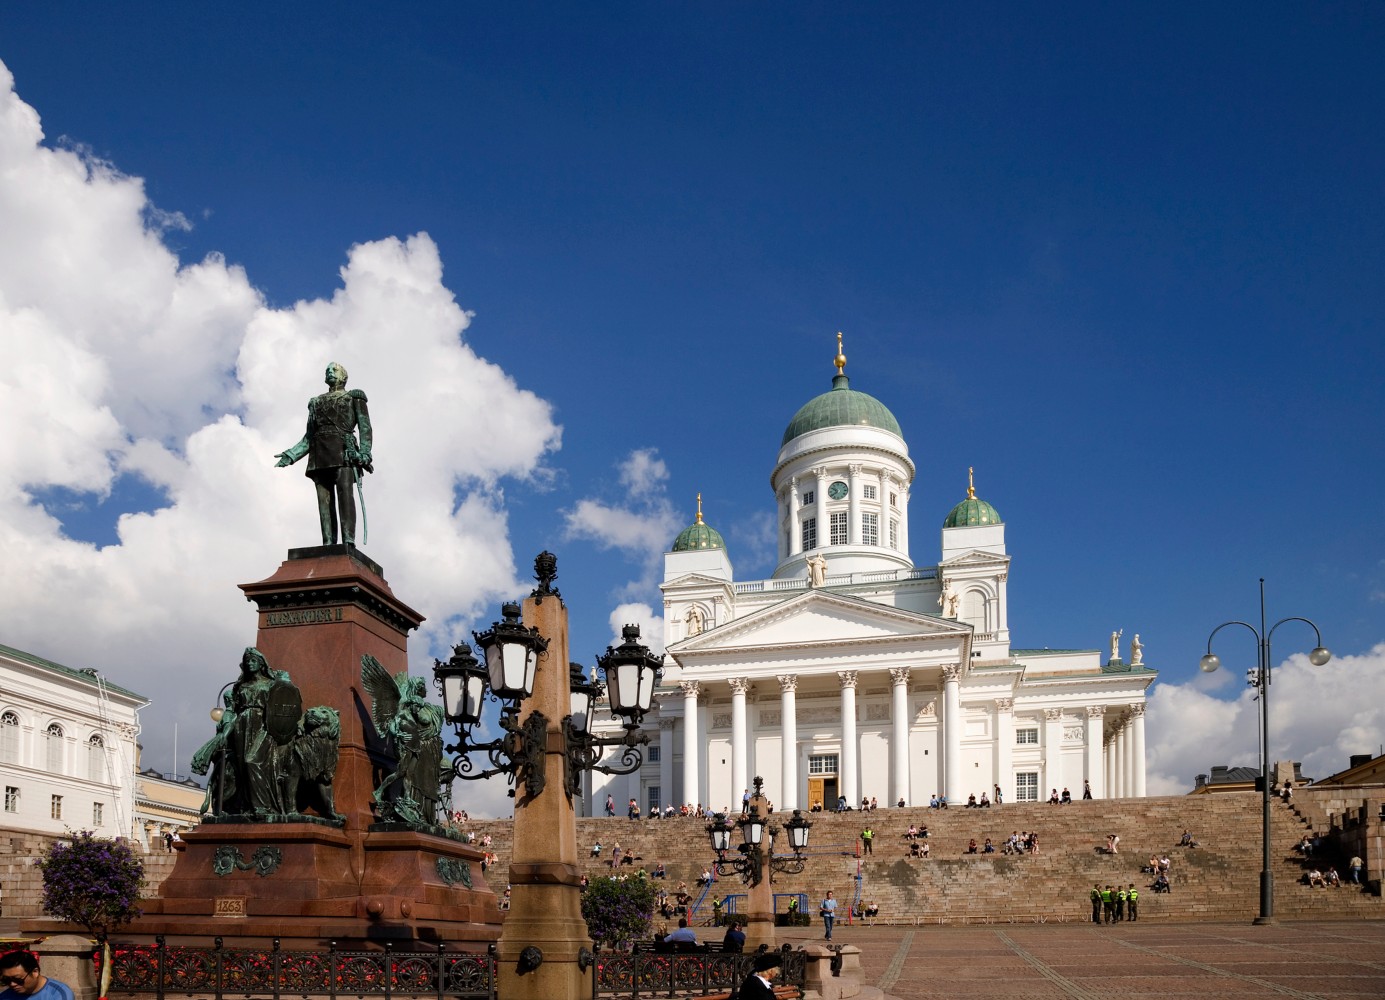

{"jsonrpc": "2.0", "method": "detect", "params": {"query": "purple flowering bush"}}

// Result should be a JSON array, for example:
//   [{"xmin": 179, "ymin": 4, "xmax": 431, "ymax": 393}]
[
  {"xmin": 36, "ymin": 830, "xmax": 145, "ymax": 939},
  {"xmin": 580, "ymin": 875, "xmax": 656, "ymax": 951}
]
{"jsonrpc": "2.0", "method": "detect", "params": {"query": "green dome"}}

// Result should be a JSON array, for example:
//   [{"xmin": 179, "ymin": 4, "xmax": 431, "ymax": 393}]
[
  {"xmin": 672, "ymin": 508, "xmax": 726, "ymax": 552},
  {"xmin": 943, "ymin": 496, "xmax": 1002, "ymax": 528},
  {"xmin": 781, "ymin": 374, "xmax": 903, "ymax": 446}
]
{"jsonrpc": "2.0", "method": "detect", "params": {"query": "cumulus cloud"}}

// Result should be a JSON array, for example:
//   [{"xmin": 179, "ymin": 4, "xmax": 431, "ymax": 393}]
[
  {"xmin": 0, "ymin": 58, "xmax": 560, "ymax": 817},
  {"xmin": 1144, "ymin": 643, "xmax": 1385, "ymax": 794},
  {"xmin": 606, "ymin": 602, "xmax": 665, "ymax": 657}
]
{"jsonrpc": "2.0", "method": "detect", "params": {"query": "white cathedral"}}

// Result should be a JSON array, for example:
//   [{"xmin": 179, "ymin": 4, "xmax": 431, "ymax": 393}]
[{"xmin": 587, "ymin": 340, "xmax": 1154, "ymax": 815}]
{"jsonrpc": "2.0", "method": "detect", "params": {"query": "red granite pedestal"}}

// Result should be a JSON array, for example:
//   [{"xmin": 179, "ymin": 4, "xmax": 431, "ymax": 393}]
[{"xmin": 127, "ymin": 545, "xmax": 502, "ymax": 949}]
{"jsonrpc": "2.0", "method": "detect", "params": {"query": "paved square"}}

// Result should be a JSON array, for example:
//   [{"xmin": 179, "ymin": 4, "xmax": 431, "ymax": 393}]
[{"xmin": 776, "ymin": 920, "xmax": 1385, "ymax": 999}]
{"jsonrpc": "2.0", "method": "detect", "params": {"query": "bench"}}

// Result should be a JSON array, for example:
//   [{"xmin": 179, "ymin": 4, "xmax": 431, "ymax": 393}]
[{"xmin": 702, "ymin": 986, "xmax": 801, "ymax": 1000}]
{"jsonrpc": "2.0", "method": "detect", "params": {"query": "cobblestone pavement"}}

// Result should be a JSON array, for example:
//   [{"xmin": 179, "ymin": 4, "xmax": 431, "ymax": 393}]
[{"xmin": 776, "ymin": 920, "xmax": 1385, "ymax": 999}]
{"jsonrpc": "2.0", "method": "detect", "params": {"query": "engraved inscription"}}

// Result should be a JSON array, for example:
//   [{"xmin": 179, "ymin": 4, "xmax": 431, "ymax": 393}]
[
  {"xmin": 214, "ymin": 897, "xmax": 247, "ymax": 917},
  {"xmin": 265, "ymin": 607, "xmax": 344, "ymax": 627}
]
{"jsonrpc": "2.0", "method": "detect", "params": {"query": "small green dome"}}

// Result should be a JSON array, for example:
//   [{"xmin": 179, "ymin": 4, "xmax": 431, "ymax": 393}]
[
  {"xmin": 943, "ymin": 496, "xmax": 1002, "ymax": 527},
  {"xmin": 672, "ymin": 494, "xmax": 726, "ymax": 551},
  {"xmin": 781, "ymin": 374, "xmax": 903, "ymax": 446}
]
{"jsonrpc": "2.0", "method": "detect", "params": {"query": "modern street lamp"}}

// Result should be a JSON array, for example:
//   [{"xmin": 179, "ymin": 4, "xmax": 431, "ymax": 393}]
[{"xmin": 1201, "ymin": 578, "xmax": 1330, "ymax": 925}]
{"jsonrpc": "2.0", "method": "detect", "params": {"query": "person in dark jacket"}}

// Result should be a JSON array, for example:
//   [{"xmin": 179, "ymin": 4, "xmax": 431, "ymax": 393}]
[{"xmin": 737, "ymin": 952, "xmax": 781, "ymax": 1000}]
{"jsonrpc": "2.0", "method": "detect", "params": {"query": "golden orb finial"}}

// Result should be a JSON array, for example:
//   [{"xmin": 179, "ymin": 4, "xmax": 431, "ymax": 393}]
[
  {"xmin": 834, "ymin": 332, "xmax": 847, "ymax": 375},
  {"xmin": 967, "ymin": 467, "xmax": 976, "ymax": 500},
  {"xmin": 695, "ymin": 492, "xmax": 704, "ymax": 525}
]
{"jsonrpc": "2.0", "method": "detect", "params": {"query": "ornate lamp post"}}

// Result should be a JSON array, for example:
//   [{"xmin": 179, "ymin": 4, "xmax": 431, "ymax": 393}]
[
  {"xmin": 1201, "ymin": 578, "xmax": 1330, "ymax": 925},
  {"xmin": 705, "ymin": 776, "xmax": 811, "ymax": 949},
  {"xmin": 430, "ymin": 552, "xmax": 663, "ymax": 1000}
]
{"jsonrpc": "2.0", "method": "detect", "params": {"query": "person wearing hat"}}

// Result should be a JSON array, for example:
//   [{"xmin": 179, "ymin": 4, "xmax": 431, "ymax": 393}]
[{"xmin": 738, "ymin": 952, "xmax": 782, "ymax": 1000}]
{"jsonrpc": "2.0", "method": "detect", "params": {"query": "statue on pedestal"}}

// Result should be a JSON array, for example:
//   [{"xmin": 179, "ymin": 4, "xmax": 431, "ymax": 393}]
[
  {"xmin": 1130, "ymin": 634, "xmax": 1144, "ymax": 666},
  {"xmin": 806, "ymin": 553, "xmax": 828, "ymax": 588},
  {"xmin": 362, "ymin": 655, "xmax": 444, "ymax": 828},
  {"xmin": 1110, "ymin": 629, "xmax": 1123, "ymax": 663},
  {"xmin": 938, "ymin": 580, "xmax": 960, "ymax": 620},
  {"xmin": 275, "ymin": 362, "xmax": 373, "ymax": 546}
]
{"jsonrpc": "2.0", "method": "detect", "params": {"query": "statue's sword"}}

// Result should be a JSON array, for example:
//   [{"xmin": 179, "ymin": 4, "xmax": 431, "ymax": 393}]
[{"xmin": 355, "ymin": 464, "xmax": 368, "ymax": 546}]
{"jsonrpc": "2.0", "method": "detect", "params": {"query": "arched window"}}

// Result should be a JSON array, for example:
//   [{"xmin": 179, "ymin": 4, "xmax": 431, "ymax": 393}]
[
  {"xmin": 0, "ymin": 712, "xmax": 18, "ymax": 764},
  {"xmin": 44, "ymin": 723, "xmax": 65, "ymax": 774},
  {"xmin": 86, "ymin": 734, "xmax": 107, "ymax": 781},
  {"xmin": 960, "ymin": 590, "xmax": 992, "ymax": 633}
]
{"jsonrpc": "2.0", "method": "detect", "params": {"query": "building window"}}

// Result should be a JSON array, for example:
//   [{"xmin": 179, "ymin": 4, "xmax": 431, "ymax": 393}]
[
  {"xmin": 1016, "ymin": 773, "xmax": 1038, "ymax": 802},
  {"xmin": 802, "ymin": 517, "xmax": 817, "ymax": 551},
  {"xmin": 0, "ymin": 712, "xmax": 18, "ymax": 764},
  {"xmin": 92, "ymin": 802, "xmax": 103, "ymax": 826},
  {"xmin": 890, "ymin": 492, "xmax": 898, "ymax": 509},
  {"xmin": 86, "ymin": 734, "xmax": 106, "ymax": 782},
  {"xmin": 1015, "ymin": 728, "xmax": 1039, "ymax": 745},
  {"xmin": 862, "ymin": 512, "xmax": 879, "ymax": 546},
  {"xmin": 829, "ymin": 512, "xmax": 848, "ymax": 546},
  {"xmin": 647, "ymin": 746, "xmax": 661, "ymax": 763},
  {"xmin": 863, "ymin": 484, "xmax": 877, "ymax": 500},
  {"xmin": 4, "ymin": 786, "xmax": 17, "ymax": 813},
  {"xmin": 890, "ymin": 519, "xmax": 898, "ymax": 549},
  {"xmin": 802, "ymin": 490, "xmax": 814, "ymax": 506},
  {"xmin": 45, "ymin": 723, "xmax": 64, "ymax": 774},
  {"xmin": 51, "ymin": 794, "xmax": 63, "ymax": 820},
  {"xmin": 647, "ymin": 786, "xmax": 661, "ymax": 814},
  {"xmin": 808, "ymin": 754, "xmax": 839, "ymax": 775}
]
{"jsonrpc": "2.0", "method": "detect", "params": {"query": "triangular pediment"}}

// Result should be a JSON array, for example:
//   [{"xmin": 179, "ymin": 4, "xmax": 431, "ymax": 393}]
[
  {"xmin": 668, "ymin": 589, "xmax": 970, "ymax": 659},
  {"xmin": 938, "ymin": 550, "xmax": 1011, "ymax": 570},
  {"xmin": 661, "ymin": 572, "xmax": 734, "ymax": 590}
]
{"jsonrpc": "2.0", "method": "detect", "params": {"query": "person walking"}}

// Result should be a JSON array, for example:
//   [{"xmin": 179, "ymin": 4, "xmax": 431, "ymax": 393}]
[
  {"xmin": 1082, "ymin": 779, "xmax": 1093, "ymax": 800},
  {"xmin": 820, "ymin": 890, "xmax": 838, "ymax": 940},
  {"xmin": 605, "ymin": 793, "xmax": 615, "ymax": 817}
]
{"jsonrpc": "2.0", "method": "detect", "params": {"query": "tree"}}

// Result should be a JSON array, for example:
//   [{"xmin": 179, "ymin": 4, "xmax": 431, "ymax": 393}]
[
  {"xmin": 580, "ymin": 876, "xmax": 656, "ymax": 950},
  {"xmin": 37, "ymin": 831, "xmax": 145, "ymax": 997}
]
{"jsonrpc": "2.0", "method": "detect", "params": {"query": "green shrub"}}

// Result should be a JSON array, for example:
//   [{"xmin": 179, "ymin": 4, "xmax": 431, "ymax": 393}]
[{"xmin": 580, "ymin": 876, "xmax": 657, "ymax": 950}]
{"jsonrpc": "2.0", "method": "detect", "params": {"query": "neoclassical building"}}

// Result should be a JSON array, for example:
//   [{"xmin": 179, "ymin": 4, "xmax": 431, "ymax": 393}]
[{"xmin": 587, "ymin": 341, "xmax": 1155, "ymax": 814}]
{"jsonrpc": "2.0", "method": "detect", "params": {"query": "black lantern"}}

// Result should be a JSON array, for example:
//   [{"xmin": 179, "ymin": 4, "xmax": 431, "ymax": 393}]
[
  {"xmin": 741, "ymin": 811, "xmax": 766, "ymax": 848},
  {"xmin": 568, "ymin": 661, "xmax": 601, "ymax": 737},
  {"xmin": 474, "ymin": 602, "xmax": 547, "ymax": 701},
  {"xmin": 433, "ymin": 642, "xmax": 488, "ymax": 726},
  {"xmin": 784, "ymin": 809, "xmax": 812, "ymax": 853},
  {"xmin": 597, "ymin": 624, "xmax": 663, "ymax": 723},
  {"xmin": 707, "ymin": 812, "xmax": 734, "ymax": 854}
]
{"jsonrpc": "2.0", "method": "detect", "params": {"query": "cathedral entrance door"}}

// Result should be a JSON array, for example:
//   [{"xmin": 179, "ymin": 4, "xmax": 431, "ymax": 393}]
[{"xmin": 808, "ymin": 777, "xmax": 824, "ymax": 810}]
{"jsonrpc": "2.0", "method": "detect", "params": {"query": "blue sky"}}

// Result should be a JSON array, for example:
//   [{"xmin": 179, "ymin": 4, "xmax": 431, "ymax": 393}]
[{"xmin": 1, "ymin": 4, "xmax": 1381, "ymax": 812}]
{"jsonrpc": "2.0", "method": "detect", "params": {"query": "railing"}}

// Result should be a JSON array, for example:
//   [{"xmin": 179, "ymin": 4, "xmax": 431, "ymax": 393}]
[
  {"xmin": 104, "ymin": 938, "xmax": 808, "ymax": 1000},
  {"xmin": 104, "ymin": 939, "xmax": 495, "ymax": 1000},
  {"xmin": 733, "ymin": 565, "xmax": 936, "ymax": 594}
]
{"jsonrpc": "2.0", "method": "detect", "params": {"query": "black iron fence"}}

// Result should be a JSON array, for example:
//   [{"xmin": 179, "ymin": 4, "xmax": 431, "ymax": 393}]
[{"xmin": 103, "ymin": 938, "xmax": 806, "ymax": 1000}]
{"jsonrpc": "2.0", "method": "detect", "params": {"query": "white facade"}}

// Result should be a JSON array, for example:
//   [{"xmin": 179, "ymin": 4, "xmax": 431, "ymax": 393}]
[
  {"xmin": 586, "ymin": 353, "xmax": 1156, "ymax": 816},
  {"xmin": 0, "ymin": 643, "xmax": 147, "ymax": 840}
]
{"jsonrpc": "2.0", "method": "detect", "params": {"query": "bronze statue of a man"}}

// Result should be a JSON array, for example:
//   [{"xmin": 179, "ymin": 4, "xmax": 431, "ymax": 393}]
[{"xmin": 275, "ymin": 362, "xmax": 373, "ymax": 546}]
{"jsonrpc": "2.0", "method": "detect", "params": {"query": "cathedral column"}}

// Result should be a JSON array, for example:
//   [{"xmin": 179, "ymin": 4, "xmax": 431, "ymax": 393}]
[
  {"xmin": 889, "ymin": 667, "xmax": 911, "ymax": 806},
  {"xmin": 779, "ymin": 675, "xmax": 799, "ymax": 811},
  {"xmin": 897, "ymin": 484, "xmax": 910, "ymax": 556},
  {"xmin": 1113, "ymin": 719, "xmax": 1127, "ymax": 798},
  {"xmin": 658, "ymin": 720, "xmax": 674, "ymax": 812},
  {"xmin": 838, "ymin": 671, "xmax": 859, "ymax": 808},
  {"xmin": 1084, "ymin": 706, "xmax": 1105, "ymax": 799},
  {"xmin": 1043, "ymin": 708, "xmax": 1064, "ymax": 800},
  {"xmin": 848, "ymin": 464, "xmax": 863, "ymax": 544},
  {"xmin": 942, "ymin": 665, "xmax": 961, "ymax": 802},
  {"xmin": 1131, "ymin": 704, "xmax": 1147, "ymax": 798},
  {"xmin": 680, "ymin": 681, "xmax": 700, "ymax": 807},
  {"xmin": 993, "ymin": 698, "xmax": 1013, "ymax": 802},
  {"xmin": 729, "ymin": 679, "xmax": 752, "ymax": 806},
  {"xmin": 813, "ymin": 467, "xmax": 829, "ymax": 549},
  {"xmin": 1123, "ymin": 708, "xmax": 1137, "ymax": 798},
  {"xmin": 788, "ymin": 478, "xmax": 802, "ymax": 558}
]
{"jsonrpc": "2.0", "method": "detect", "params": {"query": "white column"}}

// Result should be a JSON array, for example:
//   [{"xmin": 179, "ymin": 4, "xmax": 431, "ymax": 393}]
[
  {"xmin": 838, "ymin": 671, "xmax": 859, "ymax": 808},
  {"xmin": 942, "ymin": 664, "xmax": 961, "ymax": 802},
  {"xmin": 658, "ymin": 719, "xmax": 674, "ymax": 811},
  {"xmin": 788, "ymin": 478, "xmax": 802, "ymax": 557},
  {"xmin": 1105, "ymin": 734, "xmax": 1117, "ymax": 797},
  {"xmin": 1123, "ymin": 709, "xmax": 1137, "ymax": 797},
  {"xmin": 897, "ymin": 483, "xmax": 910, "ymax": 556},
  {"xmin": 779, "ymin": 675, "xmax": 798, "ymax": 811},
  {"xmin": 889, "ymin": 667, "xmax": 911, "ymax": 806},
  {"xmin": 1114, "ymin": 720, "xmax": 1127, "ymax": 798},
  {"xmin": 814, "ymin": 467, "xmax": 829, "ymax": 548},
  {"xmin": 1084, "ymin": 706, "xmax": 1105, "ymax": 799},
  {"xmin": 680, "ymin": 681, "xmax": 700, "ymax": 807},
  {"xmin": 993, "ymin": 698, "xmax": 1013, "ymax": 802},
  {"xmin": 1131, "ymin": 704, "xmax": 1147, "ymax": 798},
  {"xmin": 1043, "ymin": 708, "xmax": 1064, "ymax": 801},
  {"xmin": 729, "ymin": 678, "xmax": 751, "ymax": 807},
  {"xmin": 848, "ymin": 464, "xmax": 863, "ymax": 544}
]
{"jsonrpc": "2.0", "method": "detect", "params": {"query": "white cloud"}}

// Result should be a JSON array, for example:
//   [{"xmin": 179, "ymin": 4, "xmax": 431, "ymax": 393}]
[
  {"xmin": 0, "ymin": 59, "xmax": 562, "ymax": 816},
  {"xmin": 1144, "ymin": 642, "xmax": 1385, "ymax": 794},
  {"xmin": 606, "ymin": 602, "xmax": 665, "ymax": 657}
]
